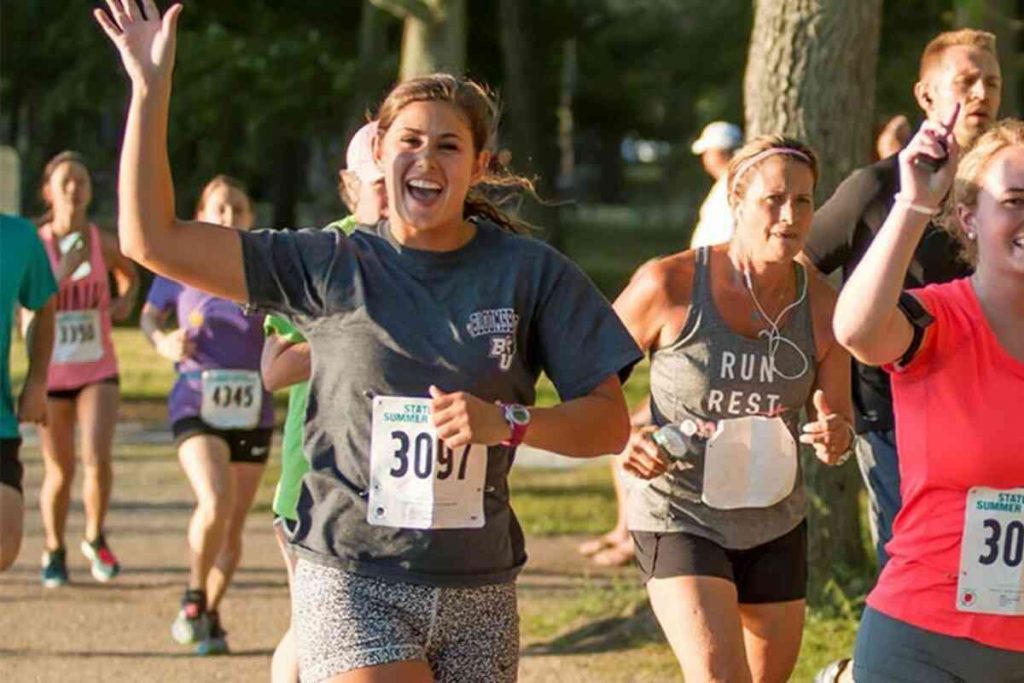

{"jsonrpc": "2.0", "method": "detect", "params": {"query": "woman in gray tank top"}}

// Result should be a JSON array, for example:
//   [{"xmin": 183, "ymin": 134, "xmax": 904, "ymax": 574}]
[{"xmin": 613, "ymin": 136, "xmax": 856, "ymax": 683}]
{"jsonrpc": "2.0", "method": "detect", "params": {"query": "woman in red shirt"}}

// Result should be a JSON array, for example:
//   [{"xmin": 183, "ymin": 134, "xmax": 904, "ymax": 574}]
[{"xmin": 834, "ymin": 115, "xmax": 1024, "ymax": 679}]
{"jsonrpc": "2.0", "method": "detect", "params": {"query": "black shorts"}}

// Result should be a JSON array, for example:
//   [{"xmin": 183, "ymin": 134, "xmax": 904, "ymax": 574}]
[
  {"xmin": 47, "ymin": 374, "xmax": 120, "ymax": 401},
  {"xmin": 632, "ymin": 521, "xmax": 807, "ymax": 604},
  {"xmin": 172, "ymin": 417, "xmax": 272, "ymax": 464},
  {"xmin": 0, "ymin": 437, "xmax": 24, "ymax": 493}
]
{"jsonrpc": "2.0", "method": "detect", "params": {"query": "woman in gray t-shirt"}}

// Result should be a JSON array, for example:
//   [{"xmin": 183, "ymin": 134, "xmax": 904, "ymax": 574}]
[
  {"xmin": 98, "ymin": 3, "xmax": 642, "ymax": 681},
  {"xmin": 613, "ymin": 136, "xmax": 855, "ymax": 683}
]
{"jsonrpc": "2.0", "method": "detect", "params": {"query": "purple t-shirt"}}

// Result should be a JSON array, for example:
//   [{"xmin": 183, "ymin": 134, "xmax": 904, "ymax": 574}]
[{"xmin": 146, "ymin": 276, "xmax": 273, "ymax": 428}]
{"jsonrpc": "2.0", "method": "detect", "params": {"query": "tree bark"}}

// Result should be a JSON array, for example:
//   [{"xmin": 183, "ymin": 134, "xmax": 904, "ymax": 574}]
[
  {"xmin": 745, "ymin": 0, "xmax": 883, "ymax": 198},
  {"xmin": 348, "ymin": 0, "xmax": 392, "ymax": 134},
  {"xmin": 372, "ymin": 0, "xmax": 466, "ymax": 81},
  {"xmin": 744, "ymin": 0, "xmax": 881, "ymax": 602}
]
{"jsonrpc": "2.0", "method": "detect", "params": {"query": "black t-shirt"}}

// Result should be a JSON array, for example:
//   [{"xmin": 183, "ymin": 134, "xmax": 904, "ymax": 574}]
[{"xmin": 804, "ymin": 155, "xmax": 970, "ymax": 433}]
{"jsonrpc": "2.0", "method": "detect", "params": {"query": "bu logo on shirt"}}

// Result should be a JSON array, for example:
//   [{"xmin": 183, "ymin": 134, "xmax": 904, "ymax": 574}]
[{"xmin": 466, "ymin": 308, "xmax": 519, "ymax": 372}]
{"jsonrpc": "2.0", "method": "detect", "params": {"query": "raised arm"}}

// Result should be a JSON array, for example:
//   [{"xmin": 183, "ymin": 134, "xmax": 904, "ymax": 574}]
[
  {"xmin": 833, "ymin": 111, "xmax": 959, "ymax": 366},
  {"xmin": 95, "ymin": 1, "xmax": 246, "ymax": 302}
]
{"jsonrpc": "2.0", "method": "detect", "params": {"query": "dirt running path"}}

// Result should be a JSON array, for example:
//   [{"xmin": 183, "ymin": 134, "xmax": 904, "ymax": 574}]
[{"xmin": 0, "ymin": 437, "xmax": 674, "ymax": 683}]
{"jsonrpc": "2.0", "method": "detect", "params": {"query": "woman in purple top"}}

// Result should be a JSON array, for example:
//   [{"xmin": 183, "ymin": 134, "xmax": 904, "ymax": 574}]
[{"xmin": 140, "ymin": 175, "xmax": 273, "ymax": 656}]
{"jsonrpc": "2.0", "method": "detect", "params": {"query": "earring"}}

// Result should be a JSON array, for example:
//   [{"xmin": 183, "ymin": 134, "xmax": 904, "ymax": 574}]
[{"xmin": 966, "ymin": 231, "xmax": 977, "ymax": 240}]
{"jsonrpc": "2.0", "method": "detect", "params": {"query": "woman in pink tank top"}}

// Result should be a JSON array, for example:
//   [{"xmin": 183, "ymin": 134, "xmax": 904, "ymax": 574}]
[{"xmin": 34, "ymin": 152, "xmax": 138, "ymax": 588}]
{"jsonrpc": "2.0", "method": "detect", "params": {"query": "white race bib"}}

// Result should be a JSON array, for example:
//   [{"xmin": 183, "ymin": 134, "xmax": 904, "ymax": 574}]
[
  {"xmin": 367, "ymin": 396, "xmax": 487, "ymax": 530},
  {"xmin": 956, "ymin": 487, "xmax": 1024, "ymax": 616},
  {"xmin": 200, "ymin": 370, "xmax": 262, "ymax": 430},
  {"xmin": 701, "ymin": 415, "xmax": 797, "ymax": 510},
  {"xmin": 52, "ymin": 310, "xmax": 103, "ymax": 365}
]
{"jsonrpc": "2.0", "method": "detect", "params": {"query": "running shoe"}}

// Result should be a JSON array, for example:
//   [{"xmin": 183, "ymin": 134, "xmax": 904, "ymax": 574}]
[
  {"xmin": 171, "ymin": 588, "xmax": 210, "ymax": 645},
  {"xmin": 80, "ymin": 534, "xmax": 120, "ymax": 582},
  {"xmin": 195, "ymin": 610, "xmax": 229, "ymax": 656},
  {"xmin": 40, "ymin": 547, "xmax": 69, "ymax": 588}
]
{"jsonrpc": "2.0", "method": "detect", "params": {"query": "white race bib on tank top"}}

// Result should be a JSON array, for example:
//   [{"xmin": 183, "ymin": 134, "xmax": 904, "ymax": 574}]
[{"xmin": 52, "ymin": 310, "xmax": 103, "ymax": 365}]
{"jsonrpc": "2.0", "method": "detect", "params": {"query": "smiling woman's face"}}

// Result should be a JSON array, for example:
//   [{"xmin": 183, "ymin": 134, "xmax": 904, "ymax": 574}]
[
  {"xmin": 733, "ymin": 156, "xmax": 815, "ymax": 264},
  {"xmin": 968, "ymin": 144, "xmax": 1024, "ymax": 275},
  {"xmin": 376, "ymin": 100, "xmax": 488, "ymax": 235}
]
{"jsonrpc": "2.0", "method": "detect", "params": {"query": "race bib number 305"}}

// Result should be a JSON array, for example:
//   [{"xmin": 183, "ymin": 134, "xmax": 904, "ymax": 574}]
[
  {"xmin": 957, "ymin": 486, "xmax": 1024, "ymax": 616},
  {"xmin": 367, "ymin": 396, "xmax": 487, "ymax": 530},
  {"xmin": 53, "ymin": 310, "xmax": 102, "ymax": 365}
]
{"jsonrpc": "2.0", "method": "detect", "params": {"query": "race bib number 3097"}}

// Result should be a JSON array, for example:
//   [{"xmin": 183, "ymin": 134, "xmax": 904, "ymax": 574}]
[
  {"xmin": 957, "ymin": 486, "xmax": 1024, "ymax": 616},
  {"xmin": 367, "ymin": 396, "xmax": 487, "ymax": 530}
]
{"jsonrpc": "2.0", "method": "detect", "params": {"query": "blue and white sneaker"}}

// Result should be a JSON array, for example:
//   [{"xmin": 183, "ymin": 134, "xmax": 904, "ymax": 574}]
[
  {"xmin": 195, "ymin": 611, "xmax": 229, "ymax": 656},
  {"xmin": 41, "ymin": 548, "xmax": 69, "ymax": 588},
  {"xmin": 171, "ymin": 589, "xmax": 210, "ymax": 645}
]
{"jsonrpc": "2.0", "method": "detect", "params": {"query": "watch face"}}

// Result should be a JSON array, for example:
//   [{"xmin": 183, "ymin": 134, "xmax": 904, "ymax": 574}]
[{"xmin": 506, "ymin": 404, "xmax": 531, "ymax": 426}]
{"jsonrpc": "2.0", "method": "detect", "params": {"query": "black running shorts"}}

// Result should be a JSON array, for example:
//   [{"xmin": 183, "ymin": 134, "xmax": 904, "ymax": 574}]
[{"xmin": 632, "ymin": 521, "xmax": 807, "ymax": 604}]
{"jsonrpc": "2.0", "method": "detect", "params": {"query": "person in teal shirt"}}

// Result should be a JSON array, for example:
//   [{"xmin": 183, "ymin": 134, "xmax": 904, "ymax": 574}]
[
  {"xmin": 260, "ymin": 122, "xmax": 386, "ymax": 683},
  {"xmin": 1, "ymin": 214, "xmax": 58, "ymax": 570}
]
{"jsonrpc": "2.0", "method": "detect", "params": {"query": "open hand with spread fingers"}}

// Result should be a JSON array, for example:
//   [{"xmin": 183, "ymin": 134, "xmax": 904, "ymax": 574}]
[
  {"xmin": 94, "ymin": 0, "xmax": 183, "ymax": 87},
  {"xmin": 800, "ymin": 389, "xmax": 854, "ymax": 466}
]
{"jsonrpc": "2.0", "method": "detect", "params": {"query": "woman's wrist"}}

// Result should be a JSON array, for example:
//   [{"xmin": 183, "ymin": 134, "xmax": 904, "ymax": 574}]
[{"xmin": 893, "ymin": 193, "xmax": 941, "ymax": 217}]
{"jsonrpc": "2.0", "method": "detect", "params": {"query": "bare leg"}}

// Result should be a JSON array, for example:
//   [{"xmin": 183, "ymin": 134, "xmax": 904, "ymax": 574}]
[
  {"xmin": 38, "ymin": 398, "xmax": 77, "ymax": 551},
  {"xmin": 272, "ymin": 520, "xmax": 299, "ymax": 683},
  {"xmin": 0, "ymin": 484, "xmax": 24, "ymax": 570},
  {"xmin": 739, "ymin": 600, "xmax": 805, "ymax": 683},
  {"xmin": 206, "ymin": 461, "xmax": 264, "ymax": 611},
  {"xmin": 325, "ymin": 661, "xmax": 434, "ymax": 683},
  {"xmin": 646, "ymin": 575, "xmax": 752, "ymax": 683},
  {"xmin": 75, "ymin": 382, "xmax": 119, "ymax": 541},
  {"xmin": 178, "ymin": 435, "xmax": 232, "ymax": 590}
]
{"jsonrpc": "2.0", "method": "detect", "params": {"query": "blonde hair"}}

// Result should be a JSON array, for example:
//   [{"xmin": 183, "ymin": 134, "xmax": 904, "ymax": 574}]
[
  {"xmin": 919, "ymin": 29, "xmax": 997, "ymax": 80},
  {"xmin": 726, "ymin": 135, "xmax": 819, "ymax": 208},
  {"xmin": 375, "ymin": 74, "xmax": 536, "ymax": 234},
  {"xmin": 194, "ymin": 174, "xmax": 251, "ymax": 219},
  {"xmin": 947, "ymin": 118, "xmax": 1024, "ymax": 266}
]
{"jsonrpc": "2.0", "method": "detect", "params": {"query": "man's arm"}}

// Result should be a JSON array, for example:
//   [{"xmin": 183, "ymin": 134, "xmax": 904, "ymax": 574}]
[{"xmin": 804, "ymin": 162, "xmax": 886, "ymax": 275}]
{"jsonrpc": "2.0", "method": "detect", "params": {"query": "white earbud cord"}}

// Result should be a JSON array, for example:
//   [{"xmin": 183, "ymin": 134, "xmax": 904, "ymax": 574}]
[{"xmin": 743, "ymin": 268, "xmax": 810, "ymax": 382}]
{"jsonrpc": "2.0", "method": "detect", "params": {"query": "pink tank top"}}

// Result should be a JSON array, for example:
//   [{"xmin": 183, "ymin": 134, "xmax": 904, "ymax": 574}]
[{"xmin": 39, "ymin": 223, "xmax": 119, "ymax": 390}]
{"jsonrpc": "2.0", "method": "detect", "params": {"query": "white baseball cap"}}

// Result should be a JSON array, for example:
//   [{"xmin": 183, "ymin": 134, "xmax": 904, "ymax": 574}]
[
  {"xmin": 691, "ymin": 122, "xmax": 743, "ymax": 155},
  {"xmin": 345, "ymin": 121, "xmax": 384, "ymax": 184}
]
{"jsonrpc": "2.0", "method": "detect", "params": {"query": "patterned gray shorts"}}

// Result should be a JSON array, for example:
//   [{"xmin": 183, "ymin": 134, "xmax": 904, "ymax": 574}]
[{"xmin": 293, "ymin": 559, "xmax": 520, "ymax": 682}]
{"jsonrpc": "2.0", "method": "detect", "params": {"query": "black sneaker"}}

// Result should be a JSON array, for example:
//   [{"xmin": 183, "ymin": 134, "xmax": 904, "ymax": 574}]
[{"xmin": 195, "ymin": 610, "xmax": 229, "ymax": 655}]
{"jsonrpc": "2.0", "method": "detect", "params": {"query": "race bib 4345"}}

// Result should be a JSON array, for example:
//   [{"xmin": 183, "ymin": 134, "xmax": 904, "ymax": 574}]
[
  {"xmin": 957, "ymin": 486, "xmax": 1024, "ymax": 616},
  {"xmin": 367, "ymin": 396, "xmax": 487, "ymax": 530}
]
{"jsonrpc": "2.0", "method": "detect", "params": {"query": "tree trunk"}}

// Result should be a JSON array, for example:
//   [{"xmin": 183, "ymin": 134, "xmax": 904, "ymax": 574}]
[
  {"xmin": 955, "ymin": 0, "xmax": 1021, "ymax": 118},
  {"xmin": 498, "ymin": 0, "xmax": 561, "ymax": 245},
  {"xmin": 371, "ymin": 0, "xmax": 466, "ymax": 81},
  {"xmin": 399, "ymin": 0, "xmax": 465, "ymax": 80},
  {"xmin": 348, "ymin": 0, "xmax": 392, "ymax": 134},
  {"xmin": 744, "ymin": 0, "xmax": 881, "ymax": 603},
  {"xmin": 745, "ymin": 0, "xmax": 882, "ymax": 198}
]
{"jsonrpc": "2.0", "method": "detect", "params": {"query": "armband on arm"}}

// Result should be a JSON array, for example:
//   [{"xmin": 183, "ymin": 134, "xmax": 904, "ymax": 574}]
[{"xmin": 896, "ymin": 291, "xmax": 935, "ymax": 368}]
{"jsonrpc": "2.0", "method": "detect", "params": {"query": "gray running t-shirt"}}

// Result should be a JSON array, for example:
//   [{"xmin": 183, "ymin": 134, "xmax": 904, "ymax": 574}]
[
  {"xmin": 627, "ymin": 247, "xmax": 816, "ymax": 549},
  {"xmin": 241, "ymin": 220, "xmax": 642, "ymax": 586}
]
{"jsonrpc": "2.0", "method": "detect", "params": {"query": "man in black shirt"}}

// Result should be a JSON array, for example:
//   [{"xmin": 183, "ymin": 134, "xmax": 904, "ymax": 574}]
[{"xmin": 805, "ymin": 29, "xmax": 1002, "ymax": 572}]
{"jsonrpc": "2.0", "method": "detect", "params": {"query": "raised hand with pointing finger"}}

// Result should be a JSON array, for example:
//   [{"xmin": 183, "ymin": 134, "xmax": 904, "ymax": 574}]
[{"xmin": 799, "ymin": 389, "xmax": 854, "ymax": 465}]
